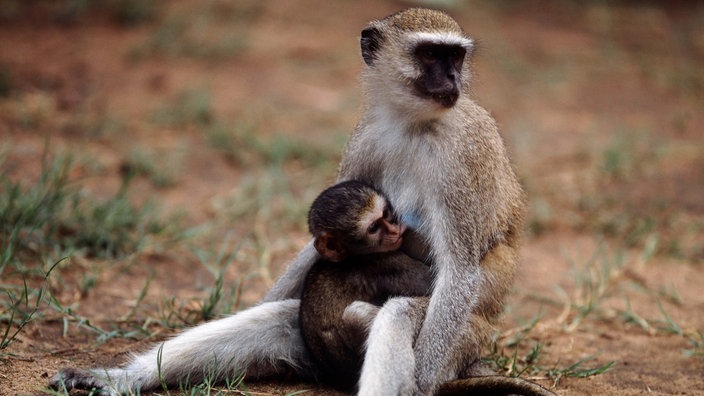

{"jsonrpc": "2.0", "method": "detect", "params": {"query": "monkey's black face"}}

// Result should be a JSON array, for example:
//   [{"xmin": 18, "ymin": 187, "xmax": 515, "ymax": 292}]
[{"xmin": 413, "ymin": 43, "xmax": 466, "ymax": 108}]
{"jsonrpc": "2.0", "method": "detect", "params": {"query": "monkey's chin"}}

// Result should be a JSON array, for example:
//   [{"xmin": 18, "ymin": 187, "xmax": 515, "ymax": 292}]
[{"xmin": 411, "ymin": 100, "xmax": 457, "ymax": 123}]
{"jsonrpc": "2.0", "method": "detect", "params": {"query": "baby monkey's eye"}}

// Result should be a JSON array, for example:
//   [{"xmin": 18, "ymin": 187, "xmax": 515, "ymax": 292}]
[{"xmin": 368, "ymin": 221, "xmax": 381, "ymax": 234}]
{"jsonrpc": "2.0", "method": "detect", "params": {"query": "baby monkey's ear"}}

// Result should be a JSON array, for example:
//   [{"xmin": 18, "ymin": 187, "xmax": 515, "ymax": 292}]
[{"xmin": 314, "ymin": 231, "xmax": 347, "ymax": 262}]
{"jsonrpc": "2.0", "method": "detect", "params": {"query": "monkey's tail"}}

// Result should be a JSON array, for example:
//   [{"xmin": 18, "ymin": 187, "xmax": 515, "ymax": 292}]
[{"xmin": 437, "ymin": 375, "xmax": 558, "ymax": 396}]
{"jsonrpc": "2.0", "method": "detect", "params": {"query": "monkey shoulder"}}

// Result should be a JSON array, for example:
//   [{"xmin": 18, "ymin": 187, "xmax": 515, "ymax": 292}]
[
  {"xmin": 338, "ymin": 121, "xmax": 386, "ymax": 182},
  {"xmin": 447, "ymin": 102, "xmax": 502, "ymax": 154}
]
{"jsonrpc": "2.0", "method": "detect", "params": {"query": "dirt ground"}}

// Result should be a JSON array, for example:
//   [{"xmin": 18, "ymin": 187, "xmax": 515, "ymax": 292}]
[{"xmin": 1, "ymin": 1, "xmax": 703, "ymax": 395}]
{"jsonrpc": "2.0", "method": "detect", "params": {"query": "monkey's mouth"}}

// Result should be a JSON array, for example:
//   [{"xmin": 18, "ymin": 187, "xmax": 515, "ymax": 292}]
[
  {"xmin": 413, "ymin": 75, "xmax": 460, "ymax": 108},
  {"xmin": 432, "ymin": 93, "xmax": 459, "ymax": 108},
  {"xmin": 412, "ymin": 90, "xmax": 459, "ymax": 109}
]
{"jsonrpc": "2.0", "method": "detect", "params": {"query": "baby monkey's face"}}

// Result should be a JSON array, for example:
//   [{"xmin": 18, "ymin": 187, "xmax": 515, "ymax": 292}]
[
  {"xmin": 353, "ymin": 193, "xmax": 406, "ymax": 255},
  {"xmin": 309, "ymin": 181, "xmax": 407, "ymax": 262}
]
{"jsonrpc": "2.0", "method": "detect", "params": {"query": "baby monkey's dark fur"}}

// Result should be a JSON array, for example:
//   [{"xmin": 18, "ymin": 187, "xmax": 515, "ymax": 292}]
[{"xmin": 301, "ymin": 181, "xmax": 432, "ymax": 390}]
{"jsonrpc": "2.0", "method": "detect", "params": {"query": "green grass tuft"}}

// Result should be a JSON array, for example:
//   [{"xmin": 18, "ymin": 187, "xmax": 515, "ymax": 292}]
[{"xmin": 1, "ymin": 151, "xmax": 177, "ymax": 274}]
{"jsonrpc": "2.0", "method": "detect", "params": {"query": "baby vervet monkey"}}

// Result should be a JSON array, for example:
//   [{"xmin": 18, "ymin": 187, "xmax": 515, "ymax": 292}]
[
  {"xmin": 300, "ymin": 180, "xmax": 433, "ymax": 391},
  {"xmin": 301, "ymin": 181, "xmax": 557, "ymax": 396}
]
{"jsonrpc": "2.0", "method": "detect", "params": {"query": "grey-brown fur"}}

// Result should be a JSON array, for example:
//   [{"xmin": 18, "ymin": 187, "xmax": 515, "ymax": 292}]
[{"xmin": 339, "ymin": 8, "xmax": 527, "ymax": 395}]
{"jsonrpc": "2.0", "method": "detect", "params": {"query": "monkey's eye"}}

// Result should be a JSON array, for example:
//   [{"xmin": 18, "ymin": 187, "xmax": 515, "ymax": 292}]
[
  {"xmin": 450, "ymin": 47, "xmax": 466, "ymax": 68},
  {"xmin": 451, "ymin": 47, "xmax": 466, "ymax": 60},
  {"xmin": 368, "ymin": 221, "xmax": 381, "ymax": 234},
  {"xmin": 417, "ymin": 48, "xmax": 435, "ymax": 63},
  {"xmin": 415, "ymin": 44, "xmax": 438, "ymax": 63}
]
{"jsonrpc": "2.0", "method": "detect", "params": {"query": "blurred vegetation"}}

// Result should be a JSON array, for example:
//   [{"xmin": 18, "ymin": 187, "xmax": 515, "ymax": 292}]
[
  {"xmin": 130, "ymin": 1, "xmax": 263, "ymax": 59},
  {"xmin": 0, "ymin": 0, "xmax": 158, "ymax": 25},
  {"xmin": 0, "ymin": 152, "xmax": 177, "ymax": 274}
]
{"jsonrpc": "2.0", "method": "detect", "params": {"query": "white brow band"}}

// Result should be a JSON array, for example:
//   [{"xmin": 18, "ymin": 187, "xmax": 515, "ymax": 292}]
[{"xmin": 407, "ymin": 31, "xmax": 474, "ymax": 48}]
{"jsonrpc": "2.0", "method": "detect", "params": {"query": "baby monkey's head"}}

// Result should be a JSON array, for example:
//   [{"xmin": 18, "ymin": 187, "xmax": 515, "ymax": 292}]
[{"xmin": 308, "ymin": 180, "xmax": 405, "ymax": 262}]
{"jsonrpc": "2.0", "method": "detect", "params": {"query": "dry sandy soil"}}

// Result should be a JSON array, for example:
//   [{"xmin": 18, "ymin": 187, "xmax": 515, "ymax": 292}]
[{"xmin": 1, "ymin": 1, "xmax": 703, "ymax": 395}]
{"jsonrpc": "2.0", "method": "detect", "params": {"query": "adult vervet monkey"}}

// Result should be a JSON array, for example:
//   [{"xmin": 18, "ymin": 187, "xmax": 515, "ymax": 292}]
[
  {"xmin": 331, "ymin": 8, "xmax": 525, "ymax": 395},
  {"xmin": 51, "ymin": 8, "xmax": 527, "ymax": 396}
]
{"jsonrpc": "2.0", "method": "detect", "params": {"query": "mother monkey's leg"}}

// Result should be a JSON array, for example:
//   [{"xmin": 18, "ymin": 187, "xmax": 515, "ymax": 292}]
[{"xmin": 52, "ymin": 243, "xmax": 321, "ymax": 394}]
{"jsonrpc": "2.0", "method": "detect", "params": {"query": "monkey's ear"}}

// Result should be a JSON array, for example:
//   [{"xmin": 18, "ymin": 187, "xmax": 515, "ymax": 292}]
[
  {"xmin": 361, "ymin": 27, "xmax": 382, "ymax": 66},
  {"xmin": 314, "ymin": 232, "xmax": 347, "ymax": 262}
]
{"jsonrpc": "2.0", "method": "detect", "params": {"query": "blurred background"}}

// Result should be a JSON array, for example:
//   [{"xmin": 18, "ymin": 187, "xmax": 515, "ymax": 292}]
[{"xmin": 1, "ymin": 1, "xmax": 702, "ymax": 395}]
